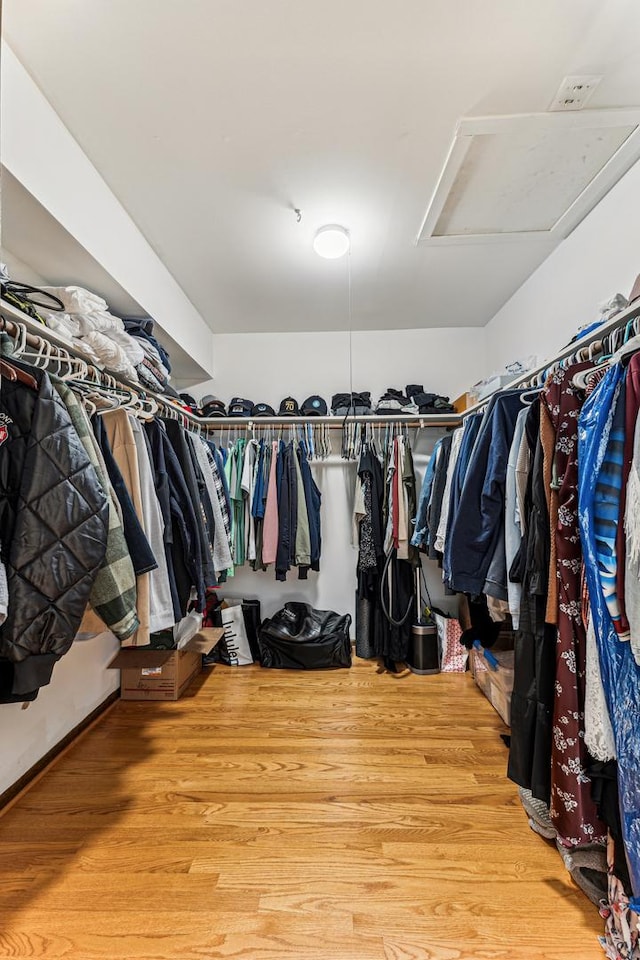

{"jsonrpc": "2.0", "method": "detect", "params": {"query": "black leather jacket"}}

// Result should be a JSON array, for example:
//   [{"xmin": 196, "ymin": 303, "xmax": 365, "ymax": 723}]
[{"xmin": 0, "ymin": 367, "xmax": 108, "ymax": 698}]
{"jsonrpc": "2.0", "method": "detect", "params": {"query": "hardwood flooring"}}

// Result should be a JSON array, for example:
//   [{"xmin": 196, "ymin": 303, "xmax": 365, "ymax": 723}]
[{"xmin": 0, "ymin": 659, "xmax": 604, "ymax": 959}]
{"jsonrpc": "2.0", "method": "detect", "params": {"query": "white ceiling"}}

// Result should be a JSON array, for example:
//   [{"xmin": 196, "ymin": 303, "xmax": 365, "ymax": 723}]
[{"xmin": 5, "ymin": 0, "xmax": 640, "ymax": 334}]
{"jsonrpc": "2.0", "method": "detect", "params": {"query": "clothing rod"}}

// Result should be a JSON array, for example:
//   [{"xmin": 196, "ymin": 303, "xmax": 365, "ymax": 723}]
[
  {"xmin": 197, "ymin": 415, "xmax": 461, "ymax": 427},
  {"xmin": 462, "ymin": 296, "xmax": 640, "ymax": 418}
]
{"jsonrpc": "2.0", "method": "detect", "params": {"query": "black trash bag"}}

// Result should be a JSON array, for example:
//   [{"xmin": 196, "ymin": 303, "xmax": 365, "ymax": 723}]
[{"xmin": 258, "ymin": 602, "xmax": 352, "ymax": 669}]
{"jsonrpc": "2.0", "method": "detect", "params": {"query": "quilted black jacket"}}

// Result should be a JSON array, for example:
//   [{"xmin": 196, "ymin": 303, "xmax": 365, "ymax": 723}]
[{"xmin": 0, "ymin": 367, "xmax": 109, "ymax": 698}]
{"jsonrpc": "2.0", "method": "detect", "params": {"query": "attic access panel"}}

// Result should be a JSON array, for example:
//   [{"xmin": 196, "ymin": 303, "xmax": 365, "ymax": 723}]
[{"xmin": 417, "ymin": 110, "xmax": 640, "ymax": 246}]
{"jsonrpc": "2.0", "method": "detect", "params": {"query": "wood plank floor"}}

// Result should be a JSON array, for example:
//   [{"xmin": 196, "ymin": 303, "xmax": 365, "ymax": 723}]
[{"xmin": 0, "ymin": 658, "xmax": 604, "ymax": 959}]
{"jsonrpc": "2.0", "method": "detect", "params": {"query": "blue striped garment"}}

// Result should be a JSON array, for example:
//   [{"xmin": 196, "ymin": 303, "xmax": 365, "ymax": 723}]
[{"xmin": 593, "ymin": 373, "xmax": 630, "ymax": 640}]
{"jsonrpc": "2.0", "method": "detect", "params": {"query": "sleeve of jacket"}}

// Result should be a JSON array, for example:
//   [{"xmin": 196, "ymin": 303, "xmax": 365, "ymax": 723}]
[{"xmin": 0, "ymin": 375, "xmax": 109, "ymax": 668}]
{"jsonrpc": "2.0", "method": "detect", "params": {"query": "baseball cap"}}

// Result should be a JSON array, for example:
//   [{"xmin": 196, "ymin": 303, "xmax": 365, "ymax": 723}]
[
  {"xmin": 301, "ymin": 395, "xmax": 328, "ymax": 416},
  {"xmin": 200, "ymin": 395, "xmax": 227, "ymax": 417},
  {"xmin": 228, "ymin": 397, "xmax": 253, "ymax": 417},
  {"xmin": 278, "ymin": 397, "xmax": 300, "ymax": 416},
  {"xmin": 251, "ymin": 403, "xmax": 276, "ymax": 417}
]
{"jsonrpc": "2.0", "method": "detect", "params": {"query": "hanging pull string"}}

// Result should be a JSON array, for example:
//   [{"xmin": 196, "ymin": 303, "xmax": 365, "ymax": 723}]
[
  {"xmin": 341, "ymin": 247, "xmax": 355, "ymax": 459},
  {"xmin": 348, "ymin": 246, "xmax": 353, "ymax": 404}
]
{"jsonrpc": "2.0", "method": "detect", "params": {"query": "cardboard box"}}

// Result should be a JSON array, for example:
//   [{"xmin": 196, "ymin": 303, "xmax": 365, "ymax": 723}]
[
  {"xmin": 471, "ymin": 647, "xmax": 514, "ymax": 726},
  {"xmin": 452, "ymin": 392, "xmax": 472, "ymax": 413},
  {"xmin": 108, "ymin": 628, "xmax": 223, "ymax": 701}
]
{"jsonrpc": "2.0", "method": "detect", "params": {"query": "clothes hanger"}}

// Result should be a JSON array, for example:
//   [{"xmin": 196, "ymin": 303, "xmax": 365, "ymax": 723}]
[
  {"xmin": 0, "ymin": 358, "xmax": 17, "ymax": 382},
  {"xmin": 519, "ymin": 388, "xmax": 540, "ymax": 406},
  {"xmin": 1, "ymin": 357, "xmax": 38, "ymax": 390}
]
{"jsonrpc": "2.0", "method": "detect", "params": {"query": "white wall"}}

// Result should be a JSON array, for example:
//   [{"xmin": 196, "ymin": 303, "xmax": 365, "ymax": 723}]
[
  {"xmin": 484, "ymin": 155, "xmax": 640, "ymax": 375},
  {"xmin": 0, "ymin": 246, "xmax": 48, "ymax": 286},
  {"xmin": 199, "ymin": 326, "xmax": 485, "ymax": 409},
  {"xmin": 194, "ymin": 326, "xmax": 474, "ymax": 624},
  {"xmin": 0, "ymin": 43, "xmax": 215, "ymax": 379},
  {"xmin": 0, "ymin": 633, "xmax": 119, "ymax": 796}
]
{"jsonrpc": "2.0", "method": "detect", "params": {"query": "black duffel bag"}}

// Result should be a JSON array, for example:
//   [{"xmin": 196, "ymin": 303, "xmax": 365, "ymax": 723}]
[{"xmin": 258, "ymin": 602, "xmax": 352, "ymax": 669}]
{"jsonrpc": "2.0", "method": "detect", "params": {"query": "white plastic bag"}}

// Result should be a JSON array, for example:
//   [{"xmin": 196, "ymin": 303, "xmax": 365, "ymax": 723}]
[{"xmin": 174, "ymin": 609, "xmax": 203, "ymax": 649}]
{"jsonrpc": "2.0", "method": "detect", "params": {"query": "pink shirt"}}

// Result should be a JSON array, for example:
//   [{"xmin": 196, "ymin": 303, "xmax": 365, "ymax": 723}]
[{"xmin": 262, "ymin": 442, "xmax": 280, "ymax": 565}]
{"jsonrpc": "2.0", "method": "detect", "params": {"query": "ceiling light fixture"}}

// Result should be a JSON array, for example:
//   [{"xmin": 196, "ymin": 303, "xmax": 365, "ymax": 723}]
[{"xmin": 313, "ymin": 224, "xmax": 350, "ymax": 259}]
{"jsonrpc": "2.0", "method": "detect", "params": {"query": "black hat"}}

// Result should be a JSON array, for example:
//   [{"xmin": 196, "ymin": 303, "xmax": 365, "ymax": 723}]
[
  {"xmin": 251, "ymin": 402, "xmax": 276, "ymax": 417},
  {"xmin": 279, "ymin": 397, "xmax": 300, "ymax": 416},
  {"xmin": 228, "ymin": 397, "xmax": 253, "ymax": 417},
  {"xmin": 180, "ymin": 392, "xmax": 199, "ymax": 409},
  {"xmin": 301, "ymin": 395, "xmax": 328, "ymax": 416},
  {"xmin": 200, "ymin": 395, "xmax": 227, "ymax": 417}
]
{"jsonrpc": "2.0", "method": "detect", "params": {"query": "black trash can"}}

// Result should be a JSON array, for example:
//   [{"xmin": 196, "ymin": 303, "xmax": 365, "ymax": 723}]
[{"xmin": 406, "ymin": 621, "xmax": 440, "ymax": 675}]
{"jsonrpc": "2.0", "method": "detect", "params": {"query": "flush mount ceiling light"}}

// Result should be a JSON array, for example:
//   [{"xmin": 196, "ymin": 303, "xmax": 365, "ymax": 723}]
[{"xmin": 313, "ymin": 224, "xmax": 350, "ymax": 259}]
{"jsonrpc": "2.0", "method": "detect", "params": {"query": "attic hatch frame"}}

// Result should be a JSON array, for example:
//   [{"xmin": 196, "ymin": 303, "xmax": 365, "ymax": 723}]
[{"xmin": 416, "ymin": 109, "xmax": 640, "ymax": 247}]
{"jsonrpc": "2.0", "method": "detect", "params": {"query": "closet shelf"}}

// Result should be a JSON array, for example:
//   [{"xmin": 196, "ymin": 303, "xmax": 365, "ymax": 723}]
[
  {"xmin": 0, "ymin": 299, "xmax": 462, "ymax": 431},
  {"xmin": 462, "ymin": 295, "xmax": 640, "ymax": 418}
]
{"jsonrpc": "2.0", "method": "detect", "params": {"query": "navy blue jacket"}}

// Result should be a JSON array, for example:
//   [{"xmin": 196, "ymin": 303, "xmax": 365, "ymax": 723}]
[{"xmin": 446, "ymin": 390, "xmax": 529, "ymax": 596}]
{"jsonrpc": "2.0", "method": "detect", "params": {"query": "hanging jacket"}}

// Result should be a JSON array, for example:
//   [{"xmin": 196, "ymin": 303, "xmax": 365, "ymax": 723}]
[
  {"xmin": 0, "ymin": 366, "xmax": 109, "ymax": 698},
  {"xmin": 145, "ymin": 420, "xmax": 205, "ymax": 615},
  {"xmin": 298, "ymin": 442, "xmax": 322, "ymax": 572},
  {"xmin": 52, "ymin": 380, "xmax": 139, "ymax": 642},
  {"xmin": 162, "ymin": 419, "xmax": 217, "ymax": 590},
  {"xmin": 92, "ymin": 414, "xmax": 157, "ymax": 576},
  {"xmin": 276, "ymin": 442, "xmax": 298, "ymax": 581},
  {"xmin": 446, "ymin": 390, "xmax": 528, "ymax": 595}
]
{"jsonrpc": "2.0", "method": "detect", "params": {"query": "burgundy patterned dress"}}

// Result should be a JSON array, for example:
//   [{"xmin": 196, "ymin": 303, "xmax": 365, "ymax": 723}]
[{"xmin": 543, "ymin": 365, "xmax": 607, "ymax": 846}]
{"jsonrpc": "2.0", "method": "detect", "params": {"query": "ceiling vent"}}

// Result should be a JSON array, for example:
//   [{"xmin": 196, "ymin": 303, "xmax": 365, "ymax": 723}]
[{"xmin": 416, "ymin": 110, "xmax": 640, "ymax": 246}]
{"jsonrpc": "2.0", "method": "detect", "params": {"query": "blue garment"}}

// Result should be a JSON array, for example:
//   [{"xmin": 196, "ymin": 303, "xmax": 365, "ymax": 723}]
[
  {"xmin": 578, "ymin": 362, "xmax": 640, "ymax": 910},
  {"xmin": 442, "ymin": 413, "xmax": 484, "ymax": 582},
  {"xmin": 446, "ymin": 390, "xmax": 528, "ymax": 595},
  {"xmin": 122, "ymin": 317, "xmax": 172, "ymax": 373},
  {"xmin": 252, "ymin": 440, "xmax": 266, "ymax": 519},
  {"xmin": 298, "ymin": 442, "xmax": 322, "ymax": 572},
  {"xmin": 593, "ymin": 376, "xmax": 628, "ymax": 636},
  {"xmin": 411, "ymin": 438, "xmax": 442, "ymax": 549},
  {"xmin": 208, "ymin": 442, "xmax": 232, "ymax": 522},
  {"xmin": 452, "ymin": 413, "xmax": 484, "ymax": 505}
]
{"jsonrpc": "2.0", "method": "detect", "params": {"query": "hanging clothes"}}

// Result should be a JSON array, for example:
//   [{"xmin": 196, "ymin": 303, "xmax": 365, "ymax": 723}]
[
  {"xmin": 129, "ymin": 415, "xmax": 175, "ymax": 634},
  {"xmin": 145, "ymin": 420, "xmax": 206, "ymax": 615},
  {"xmin": 102, "ymin": 408, "xmax": 156, "ymax": 647},
  {"xmin": 446, "ymin": 390, "xmax": 528, "ymax": 596},
  {"xmin": 542, "ymin": 364, "xmax": 607, "ymax": 847},
  {"xmin": 427, "ymin": 433, "xmax": 453, "ymax": 562},
  {"xmin": 52, "ymin": 380, "xmax": 139, "ymax": 643},
  {"xmin": 355, "ymin": 436, "xmax": 418, "ymax": 665},
  {"xmin": 508, "ymin": 398, "xmax": 557, "ymax": 804},
  {"xmin": 0, "ymin": 366, "xmax": 109, "ymax": 700},
  {"xmin": 505, "ymin": 407, "xmax": 529, "ymax": 629},
  {"xmin": 411, "ymin": 436, "xmax": 442, "ymax": 550},
  {"xmin": 579, "ymin": 362, "xmax": 640, "ymax": 911}
]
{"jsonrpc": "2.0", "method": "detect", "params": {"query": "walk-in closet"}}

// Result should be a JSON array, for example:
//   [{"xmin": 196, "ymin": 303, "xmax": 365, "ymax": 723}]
[{"xmin": 3, "ymin": 3, "xmax": 640, "ymax": 958}]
